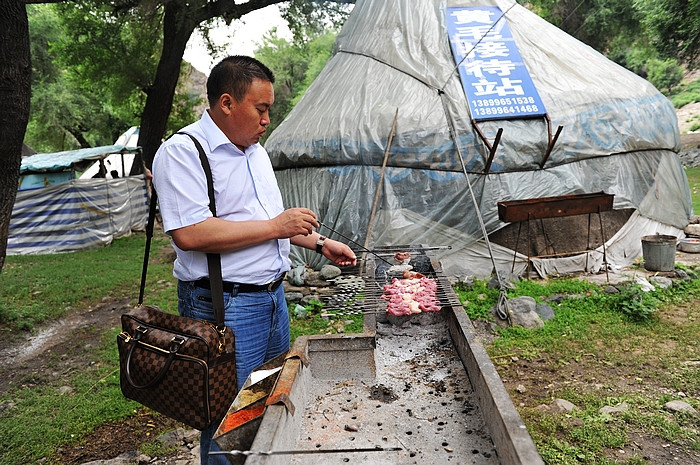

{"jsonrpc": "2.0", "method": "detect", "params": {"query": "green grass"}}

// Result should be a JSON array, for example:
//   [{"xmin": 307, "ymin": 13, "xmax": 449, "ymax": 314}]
[
  {"xmin": 0, "ymin": 232, "xmax": 363, "ymax": 464},
  {"xmin": 685, "ymin": 166, "xmax": 700, "ymax": 214},
  {"xmin": 2, "ymin": 239, "xmax": 699, "ymax": 465},
  {"xmin": 0, "ymin": 233, "xmax": 179, "ymax": 465},
  {"xmin": 0, "ymin": 234, "xmax": 177, "ymax": 332},
  {"xmin": 669, "ymin": 77, "xmax": 700, "ymax": 108},
  {"xmin": 455, "ymin": 276, "xmax": 700, "ymax": 465},
  {"xmin": 0, "ymin": 335, "xmax": 132, "ymax": 464}
]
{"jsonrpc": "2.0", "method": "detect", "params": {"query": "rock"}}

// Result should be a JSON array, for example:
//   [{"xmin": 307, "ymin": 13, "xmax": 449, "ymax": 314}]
[
  {"xmin": 663, "ymin": 400, "xmax": 698, "ymax": 416},
  {"xmin": 293, "ymin": 304, "xmax": 309, "ymax": 319},
  {"xmin": 284, "ymin": 283, "xmax": 311, "ymax": 295},
  {"xmin": 603, "ymin": 285, "xmax": 620, "ymax": 294},
  {"xmin": 320, "ymin": 264, "xmax": 342, "ymax": 280},
  {"xmin": 494, "ymin": 296, "xmax": 544, "ymax": 329},
  {"xmin": 511, "ymin": 310, "xmax": 544, "ymax": 329},
  {"xmin": 600, "ymin": 402, "xmax": 629, "ymax": 415},
  {"xmin": 316, "ymin": 287, "xmax": 338, "ymax": 298},
  {"xmin": 488, "ymin": 270, "xmax": 519, "ymax": 290},
  {"xmin": 684, "ymin": 224, "xmax": 700, "ymax": 236},
  {"xmin": 649, "ymin": 276, "xmax": 673, "ymax": 289},
  {"xmin": 516, "ymin": 384, "xmax": 527, "ymax": 393},
  {"xmin": 455, "ymin": 275, "xmax": 476, "ymax": 288},
  {"xmin": 534, "ymin": 404, "xmax": 550, "ymax": 413},
  {"xmin": 510, "ymin": 296, "xmax": 536, "ymax": 313},
  {"xmin": 304, "ymin": 271, "xmax": 331, "ymax": 287},
  {"xmin": 157, "ymin": 428, "xmax": 187, "ymax": 448},
  {"xmin": 0, "ymin": 401, "xmax": 15, "ymax": 412},
  {"xmin": 284, "ymin": 291, "xmax": 304, "ymax": 304},
  {"xmin": 80, "ymin": 450, "xmax": 141, "ymax": 465},
  {"xmin": 535, "ymin": 302, "xmax": 555, "ymax": 321},
  {"xmin": 288, "ymin": 264, "xmax": 310, "ymax": 286},
  {"xmin": 676, "ymin": 268, "xmax": 697, "ymax": 280},
  {"xmin": 301, "ymin": 294, "xmax": 321, "ymax": 305},
  {"xmin": 551, "ymin": 398, "xmax": 577, "ymax": 413},
  {"xmin": 634, "ymin": 276, "xmax": 655, "ymax": 292},
  {"xmin": 675, "ymin": 269, "xmax": 691, "ymax": 281},
  {"xmin": 58, "ymin": 386, "xmax": 73, "ymax": 396}
]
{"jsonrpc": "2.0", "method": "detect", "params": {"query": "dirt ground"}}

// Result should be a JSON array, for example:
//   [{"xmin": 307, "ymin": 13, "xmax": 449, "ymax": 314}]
[{"xmin": 0, "ymin": 297, "xmax": 186, "ymax": 464}]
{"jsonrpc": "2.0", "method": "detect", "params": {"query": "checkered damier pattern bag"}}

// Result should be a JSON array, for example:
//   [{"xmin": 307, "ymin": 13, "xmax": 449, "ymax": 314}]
[
  {"xmin": 117, "ymin": 305, "xmax": 237, "ymax": 430},
  {"xmin": 117, "ymin": 133, "xmax": 237, "ymax": 430}
]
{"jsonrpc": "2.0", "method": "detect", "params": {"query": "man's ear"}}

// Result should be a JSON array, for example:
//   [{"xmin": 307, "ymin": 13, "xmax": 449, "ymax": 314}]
[{"xmin": 218, "ymin": 93, "xmax": 235, "ymax": 115}]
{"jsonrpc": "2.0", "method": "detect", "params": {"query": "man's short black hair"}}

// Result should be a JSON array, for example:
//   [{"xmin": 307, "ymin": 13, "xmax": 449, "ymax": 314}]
[{"xmin": 206, "ymin": 56, "xmax": 275, "ymax": 107}]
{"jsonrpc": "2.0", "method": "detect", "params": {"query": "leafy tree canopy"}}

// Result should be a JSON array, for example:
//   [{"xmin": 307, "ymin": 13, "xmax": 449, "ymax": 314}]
[
  {"xmin": 25, "ymin": 2, "xmax": 201, "ymax": 152},
  {"xmin": 523, "ymin": 0, "xmax": 699, "ymax": 93},
  {"xmin": 255, "ymin": 28, "xmax": 337, "ymax": 139}
]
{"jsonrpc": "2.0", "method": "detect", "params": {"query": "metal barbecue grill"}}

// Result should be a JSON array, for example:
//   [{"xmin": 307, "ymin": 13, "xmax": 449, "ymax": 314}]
[{"xmin": 213, "ymin": 247, "xmax": 544, "ymax": 465}]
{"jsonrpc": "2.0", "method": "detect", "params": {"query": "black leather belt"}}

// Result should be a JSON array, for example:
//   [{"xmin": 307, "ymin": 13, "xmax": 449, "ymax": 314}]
[{"xmin": 193, "ymin": 273, "xmax": 286, "ymax": 294}]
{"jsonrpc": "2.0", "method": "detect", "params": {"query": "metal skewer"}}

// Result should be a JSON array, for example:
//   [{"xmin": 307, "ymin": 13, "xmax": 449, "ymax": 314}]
[
  {"xmin": 318, "ymin": 221, "xmax": 394, "ymax": 266},
  {"xmin": 210, "ymin": 446, "xmax": 402, "ymax": 456}
]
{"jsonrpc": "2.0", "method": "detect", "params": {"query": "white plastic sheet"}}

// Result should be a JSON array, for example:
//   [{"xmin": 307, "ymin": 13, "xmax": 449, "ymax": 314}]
[{"xmin": 266, "ymin": 0, "xmax": 691, "ymax": 278}]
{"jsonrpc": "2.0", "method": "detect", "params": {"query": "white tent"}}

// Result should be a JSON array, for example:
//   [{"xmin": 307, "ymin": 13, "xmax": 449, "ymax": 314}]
[
  {"xmin": 79, "ymin": 126, "xmax": 140, "ymax": 179},
  {"xmin": 265, "ymin": 0, "xmax": 691, "ymax": 278}
]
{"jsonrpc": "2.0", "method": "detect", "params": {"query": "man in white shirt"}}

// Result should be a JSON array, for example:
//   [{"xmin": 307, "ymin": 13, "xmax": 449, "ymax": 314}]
[{"xmin": 152, "ymin": 55, "xmax": 356, "ymax": 464}]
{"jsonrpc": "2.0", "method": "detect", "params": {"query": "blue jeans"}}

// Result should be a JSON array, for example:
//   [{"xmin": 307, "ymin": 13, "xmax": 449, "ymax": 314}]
[{"xmin": 177, "ymin": 280, "xmax": 290, "ymax": 465}]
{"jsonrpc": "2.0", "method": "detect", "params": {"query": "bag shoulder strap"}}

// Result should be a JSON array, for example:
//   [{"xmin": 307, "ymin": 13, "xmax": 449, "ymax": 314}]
[
  {"xmin": 138, "ymin": 132, "xmax": 226, "ymax": 329},
  {"xmin": 177, "ymin": 132, "xmax": 226, "ymax": 329}
]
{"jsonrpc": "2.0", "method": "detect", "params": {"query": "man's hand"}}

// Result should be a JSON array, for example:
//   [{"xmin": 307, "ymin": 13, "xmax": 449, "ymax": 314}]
[
  {"xmin": 274, "ymin": 208, "xmax": 319, "ymax": 238},
  {"xmin": 322, "ymin": 239, "xmax": 357, "ymax": 267}
]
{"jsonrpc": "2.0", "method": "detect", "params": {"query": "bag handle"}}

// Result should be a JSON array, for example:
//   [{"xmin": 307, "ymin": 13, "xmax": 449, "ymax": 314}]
[
  {"xmin": 138, "ymin": 132, "xmax": 226, "ymax": 329},
  {"xmin": 123, "ymin": 331, "xmax": 184, "ymax": 389}
]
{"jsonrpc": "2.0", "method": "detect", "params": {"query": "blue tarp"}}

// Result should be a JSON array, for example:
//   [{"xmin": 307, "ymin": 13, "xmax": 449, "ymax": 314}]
[{"xmin": 8, "ymin": 176, "xmax": 149, "ymax": 255}]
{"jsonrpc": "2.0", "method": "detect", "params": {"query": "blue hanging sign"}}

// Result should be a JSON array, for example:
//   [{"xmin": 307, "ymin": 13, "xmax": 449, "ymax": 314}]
[{"xmin": 446, "ymin": 6, "xmax": 547, "ymax": 121}]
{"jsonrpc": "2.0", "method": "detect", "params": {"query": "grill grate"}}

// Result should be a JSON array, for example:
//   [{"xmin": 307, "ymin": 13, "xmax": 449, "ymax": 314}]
[{"xmin": 361, "ymin": 246, "xmax": 463, "ymax": 325}]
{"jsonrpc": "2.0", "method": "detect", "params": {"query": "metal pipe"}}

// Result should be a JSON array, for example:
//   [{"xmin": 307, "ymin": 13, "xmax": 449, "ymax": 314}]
[{"xmin": 210, "ymin": 446, "xmax": 402, "ymax": 456}]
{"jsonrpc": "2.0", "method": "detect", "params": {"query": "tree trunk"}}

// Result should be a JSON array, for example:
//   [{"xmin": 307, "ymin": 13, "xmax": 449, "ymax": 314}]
[
  {"xmin": 134, "ymin": 0, "xmax": 290, "ymax": 172},
  {"xmin": 136, "ymin": 1, "xmax": 197, "ymax": 171},
  {"xmin": 0, "ymin": 0, "xmax": 31, "ymax": 272}
]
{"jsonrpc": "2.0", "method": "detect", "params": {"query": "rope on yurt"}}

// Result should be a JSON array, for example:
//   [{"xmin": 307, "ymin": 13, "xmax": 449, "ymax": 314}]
[
  {"xmin": 437, "ymin": 4, "xmax": 518, "ymax": 325},
  {"xmin": 439, "ymin": 94, "xmax": 511, "ymax": 324}
]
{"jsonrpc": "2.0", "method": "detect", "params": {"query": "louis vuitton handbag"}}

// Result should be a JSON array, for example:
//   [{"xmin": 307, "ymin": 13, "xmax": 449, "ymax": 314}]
[{"xmin": 117, "ymin": 133, "xmax": 237, "ymax": 430}]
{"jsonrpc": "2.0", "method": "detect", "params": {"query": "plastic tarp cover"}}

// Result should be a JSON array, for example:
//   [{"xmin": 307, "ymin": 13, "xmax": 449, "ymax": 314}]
[
  {"xmin": 8, "ymin": 176, "xmax": 149, "ymax": 255},
  {"xmin": 265, "ymin": 0, "xmax": 691, "ymax": 277},
  {"xmin": 20, "ymin": 145, "xmax": 139, "ymax": 173}
]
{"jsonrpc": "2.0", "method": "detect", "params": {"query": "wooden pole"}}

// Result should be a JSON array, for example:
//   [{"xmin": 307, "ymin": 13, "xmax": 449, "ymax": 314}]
[{"xmin": 362, "ymin": 108, "xmax": 399, "ymax": 271}]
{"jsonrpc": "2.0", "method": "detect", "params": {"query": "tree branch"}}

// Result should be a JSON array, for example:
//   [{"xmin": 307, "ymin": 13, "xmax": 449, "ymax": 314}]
[{"xmin": 200, "ymin": 0, "xmax": 286, "ymax": 25}]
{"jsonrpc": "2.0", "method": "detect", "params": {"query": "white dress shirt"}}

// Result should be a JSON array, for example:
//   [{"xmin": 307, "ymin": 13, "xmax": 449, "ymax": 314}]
[{"xmin": 152, "ymin": 111, "xmax": 290, "ymax": 284}]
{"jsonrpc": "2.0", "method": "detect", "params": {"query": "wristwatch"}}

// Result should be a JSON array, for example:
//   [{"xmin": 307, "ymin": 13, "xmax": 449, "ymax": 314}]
[{"xmin": 316, "ymin": 235, "xmax": 327, "ymax": 254}]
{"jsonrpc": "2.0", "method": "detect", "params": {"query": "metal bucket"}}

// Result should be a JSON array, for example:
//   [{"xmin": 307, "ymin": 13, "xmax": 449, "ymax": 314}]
[{"xmin": 641, "ymin": 234, "xmax": 677, "ymax": 271}]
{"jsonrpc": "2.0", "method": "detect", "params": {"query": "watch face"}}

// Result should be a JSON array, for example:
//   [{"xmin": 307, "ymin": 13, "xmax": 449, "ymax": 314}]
[{"xmin": 316, "ymin": 236, "xmax": 326, "ymax": 253}]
